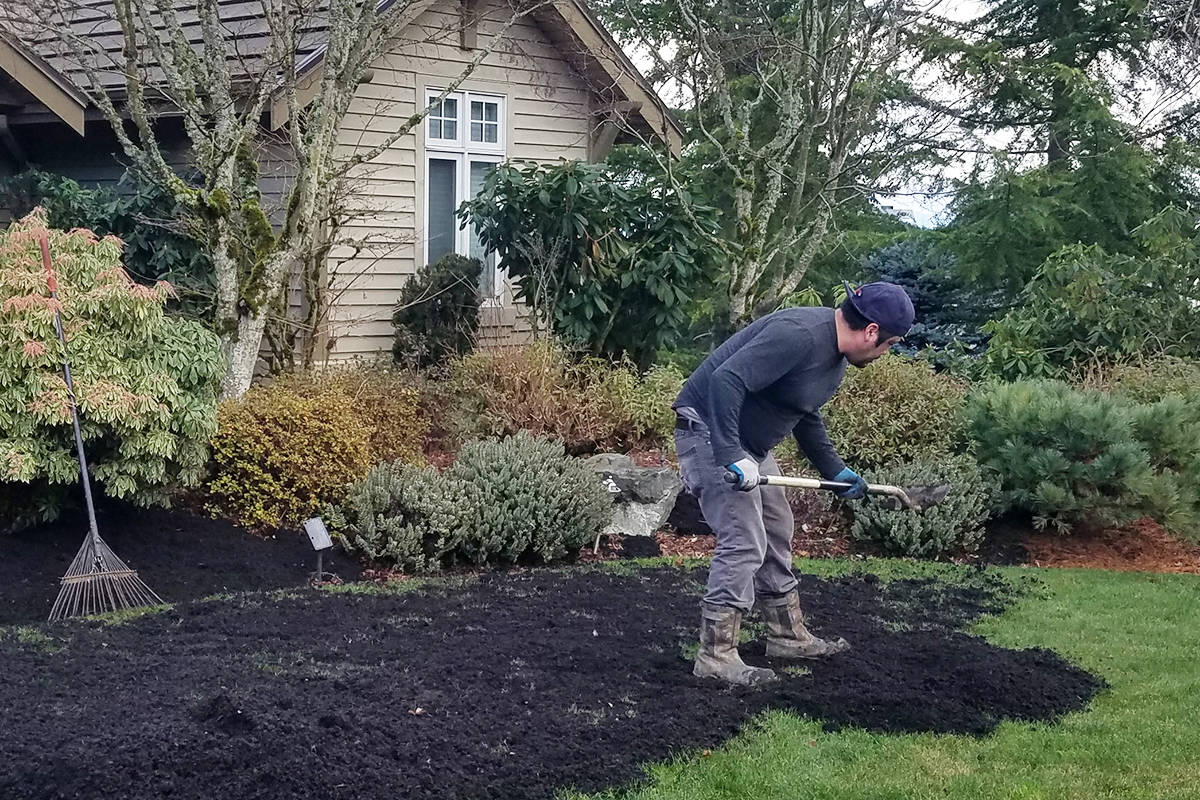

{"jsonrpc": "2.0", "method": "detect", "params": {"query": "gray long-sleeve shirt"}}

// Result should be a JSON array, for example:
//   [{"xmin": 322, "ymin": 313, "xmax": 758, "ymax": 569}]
[{"xmin": 674, "ymin": 307, "xmax": 849, "ymax": 478}]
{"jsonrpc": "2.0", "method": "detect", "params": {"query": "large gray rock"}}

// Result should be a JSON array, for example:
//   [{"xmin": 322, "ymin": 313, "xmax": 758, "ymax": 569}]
[{"xmin": 587, "ymin": 453, "xmax": 683, "ymax": 539}]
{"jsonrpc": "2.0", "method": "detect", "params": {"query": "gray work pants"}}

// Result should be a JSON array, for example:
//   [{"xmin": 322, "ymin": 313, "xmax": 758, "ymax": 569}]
[{"xmin": 674, "ymin": 419, "xmax": 798, "ymax": 611}]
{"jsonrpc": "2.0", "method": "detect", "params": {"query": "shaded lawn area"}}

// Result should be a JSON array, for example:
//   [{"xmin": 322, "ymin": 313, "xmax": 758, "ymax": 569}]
[
  {"xmin": 575, "ymin": 561, "xmax": 1200, "ymax": 800},
  {"xmin": 0, "ymin": 548, "xmax": 1143, "ymax": 800}
]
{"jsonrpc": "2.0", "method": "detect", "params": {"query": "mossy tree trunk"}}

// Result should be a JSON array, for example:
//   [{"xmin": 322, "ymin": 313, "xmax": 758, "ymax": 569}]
[{"xmin": 27, "ymin": 0, "xmax": 537, "ymax": 398}]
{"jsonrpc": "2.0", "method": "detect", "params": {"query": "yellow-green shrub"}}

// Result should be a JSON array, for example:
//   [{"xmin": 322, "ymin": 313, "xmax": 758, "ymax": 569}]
[
  {"xmin": 825, "ymin": 354, "xmax": 970, "ymax": 468},
  {"xmin": 207, "ymin": 384, "xmax": 371, "ymax": 531},
  {"xmin": 274, "ymin": 367, "xmax": 428, "ymax": 464},
  {"xmin": 590, "ymin": 359, "xmax": 684, "ymax": 447},
  {"xmin": 1074, "ymin": 355, "xmax": 1200, "ymax": 412}
]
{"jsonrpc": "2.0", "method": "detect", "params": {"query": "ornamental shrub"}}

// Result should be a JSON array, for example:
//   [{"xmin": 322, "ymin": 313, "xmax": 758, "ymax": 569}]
[
  {"xmin": 850, "ymin": 455, "xmax": 998, "ymax": 559},
  {"xmin": 824, "ymin": 354, "xmax": 970, "ymax": 469},
  {"xmin": 273, "ymin": 367, "xmax": 429, "ymax": 465},
  {"xmin": 1075, "ymin": 355, "xmax": 1200, "ymax": 413},
  {"xmin": 445, "ymin": 342, "xmax": 604, "ymax": 448},
  {"xmin": 392, "ymin": 254, "xmax": 482, "ymax": 368},
  {"xmin": 449, "ymin": 432, "xmax": 612, "ymax": 565},
  {"xmin": 461, "ymin": 160, "xmax": 721, "ymax": 364},
  {"xmin": 981, "ymin": 210, "xmax": 1200, "ymax": 380},
  {"xmin": 0, "ymin": 210, "xmax": 223, "ymax": 532},
  {"xmin": 325, "ymin": 461, "xmax": 463, "ymax": 572},
  {"xmin": 966, "ymin": 380, "xmax": 1152, "ymax": 532},
  {"xmin": 1125, "ymin": 395, "xmax": 1200, "ymax": 536},
  {"xmin": 445, "ymin": 342, "xmax": 681, "ymax": 453},
  {"xmin": 207, "ymin": 383, "xmax": 371, "ymax": 531},
  {"xmin": 588, "ymin": 359, "xmax": 685, "ymax": 448},
  {"xmin": 0, "ymin": 170, "xmax": 212, "ymax": 318}
]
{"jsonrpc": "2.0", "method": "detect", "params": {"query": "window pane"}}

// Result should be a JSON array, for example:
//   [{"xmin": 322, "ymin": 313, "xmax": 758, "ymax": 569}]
[
  {"xmin": 470, "ymin": 122, "xmax": 483, "ymax": 141},
  {"xmin": 430, "ymin": 119, "xmax": 443, "ymax": 139},
  {"xmin": 443, "ymin": 98, "xmax": 458, "ymax": 118},
  {"xmin": 427, "ymin": 158, "xmax": 458, "ymax": 265},
  {"xmin": 471, "ymin": 101, "xmax": 484, "ymax": 121},
  {"xmin": 484, "ymin": 124, "xmax": 497, "ymax": 144},
  {"xmin": 470, "ymin": 161, "xmax": 498, "ymax": 297},
  {"xmin": 444, "ymin": 120, "xmax": 457, "ymax": 140},
  {"xmin": 485, "ymin": 103, "xmax": 498, "ymax": 122}
]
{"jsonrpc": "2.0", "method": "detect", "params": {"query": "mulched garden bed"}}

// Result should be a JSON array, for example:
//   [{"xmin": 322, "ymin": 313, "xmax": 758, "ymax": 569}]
[
  {"xmin": 0, "ymin": 502, "xmax": 362, "ymax": 626},
  {"xmin": 1021, "ymin": 516, "xmax": 1200, "ymax": 574},
  {"xmin": 1, "ymin": 506, "xmax": 1105, "ymax": 800}
]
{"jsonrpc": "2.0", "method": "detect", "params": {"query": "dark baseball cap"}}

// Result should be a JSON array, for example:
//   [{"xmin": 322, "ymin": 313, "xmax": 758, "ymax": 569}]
[{"xmin": 842, "ymin": 280, "xmax": 915, "ymax": 337}]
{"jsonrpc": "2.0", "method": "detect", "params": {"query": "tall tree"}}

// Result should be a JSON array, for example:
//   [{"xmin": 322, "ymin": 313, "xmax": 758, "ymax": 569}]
[
  {"xmin": 593, "ymin": 0, "xmax": 937, "ymax": 326},
  {"xmin": 9, "ymin": 0, "xmax": 536, "ymax": 398},
  {"xmin": 924, "ymin": 0, "xmax": 1200, "ymax": 166},
  {"xmin": 926, "ymin": 0, "xmax": 1200, "ymax": 287}
]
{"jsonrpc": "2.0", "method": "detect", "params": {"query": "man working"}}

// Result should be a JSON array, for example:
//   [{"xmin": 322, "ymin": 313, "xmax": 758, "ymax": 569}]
[{"xmin": 673, "ymin": 281, "xmax": 915, "ymax": 687}]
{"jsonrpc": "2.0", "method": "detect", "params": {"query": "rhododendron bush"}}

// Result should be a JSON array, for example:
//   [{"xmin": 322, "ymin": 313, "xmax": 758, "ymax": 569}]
[{"xmin": 0, "ymin": 209, "xmax": 223, "ymax": 532}]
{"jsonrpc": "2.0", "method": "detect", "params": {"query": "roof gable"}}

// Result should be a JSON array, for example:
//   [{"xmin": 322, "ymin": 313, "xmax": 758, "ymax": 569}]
[
  {"xmin": 10, "ymin": 0, "xmax": 679, "ymax": 152},
  {"xmin": 0, "ymin": 33, "xmax": 86, "ymax": 134}
]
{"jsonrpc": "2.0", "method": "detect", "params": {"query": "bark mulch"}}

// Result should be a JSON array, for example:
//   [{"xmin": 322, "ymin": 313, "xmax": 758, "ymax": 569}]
[
  {"xmin": 1, "ymin": 507, "xmax": 1105, "ymax": 800},
  {"xmin": 0, "ymin": 503, "xmax": 362, "ymax": 626},
  {"xmin": 1020, "ymin": 516, "xmax": 1200, "ymax": 574}
]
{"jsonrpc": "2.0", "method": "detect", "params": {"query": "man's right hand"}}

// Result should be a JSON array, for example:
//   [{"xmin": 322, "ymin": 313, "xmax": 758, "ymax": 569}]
[{"xmin": 725, "ymin": 457, "xmax": 761, "ymax": 491}]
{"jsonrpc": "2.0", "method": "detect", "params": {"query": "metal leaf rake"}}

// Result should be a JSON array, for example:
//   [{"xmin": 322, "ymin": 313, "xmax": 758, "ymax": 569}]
[{"xmin": 40, "ymin": 234, "xmax": 165, "ymax": 622}]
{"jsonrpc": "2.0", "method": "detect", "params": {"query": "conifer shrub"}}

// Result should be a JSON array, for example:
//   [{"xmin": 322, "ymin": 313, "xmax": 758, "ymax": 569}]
[
  {"xmin": 392, "ymin": 253, "xmax": 482, "ymax": 368},
  {"xmin": 325, "ymin": 460, "xmax": 462, "ymax": 572},
  {"xmin": 851, "ymin": 455, "xmax": 998, "ymax": 558},
  {"xmin": 1126, "ymin": 395, "xmax": 1200, "ymax": 536},
  {"xmin": 966, "ymin": 380, "xmax": 1152, "ymax": 532},
  {"xmin": 448, "ymin": 432, "xmax": 612, "ymax": 565}
]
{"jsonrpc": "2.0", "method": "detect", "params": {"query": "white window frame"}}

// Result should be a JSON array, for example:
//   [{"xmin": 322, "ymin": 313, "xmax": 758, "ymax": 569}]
[{"xmin": 424, "ymin": 89, "xmax": 507, "ymax": 305}]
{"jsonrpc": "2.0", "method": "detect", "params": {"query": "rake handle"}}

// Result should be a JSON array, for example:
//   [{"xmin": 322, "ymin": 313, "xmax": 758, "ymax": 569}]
[{"xmin": 40, "ymin": 234, "xmax": 101, "ymax": 543}]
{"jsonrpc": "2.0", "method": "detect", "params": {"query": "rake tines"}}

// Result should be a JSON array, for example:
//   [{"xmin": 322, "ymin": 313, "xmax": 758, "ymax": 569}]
[
  {"xmin": 40, "ymin": 233, "xmax": 165, "ymax": 622},
  {"xmin": 49, "ymin": 534, "xmax": 165, "ymax": 621}
]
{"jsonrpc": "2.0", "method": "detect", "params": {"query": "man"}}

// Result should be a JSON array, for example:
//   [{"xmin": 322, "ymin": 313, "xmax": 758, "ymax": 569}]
[{"xmin": 673, "ymin": 281, "xmax": 915, "ymax": 687}]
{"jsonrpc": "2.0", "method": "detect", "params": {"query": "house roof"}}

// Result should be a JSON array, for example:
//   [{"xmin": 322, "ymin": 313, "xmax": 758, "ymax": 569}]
[
  {"xmin": 9, "ymin": 0, "xmax": 681, "ymax": 152},
  {"xmin": 538, "ymin": 1, "xmax": 683, "ymax": 154},
  {"xmin": 0, "ymin": 33, "xmax": 87, "ymax": 134}
]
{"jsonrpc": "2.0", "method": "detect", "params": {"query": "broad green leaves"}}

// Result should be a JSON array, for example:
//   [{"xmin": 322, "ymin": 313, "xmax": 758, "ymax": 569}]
[
  {"xmin": 0, "ymin": 210, "xmax": 223, "ymax": 532},
  {"xmin": 459, "ymin": 160, "xmax": 722, "ymax": 365}
]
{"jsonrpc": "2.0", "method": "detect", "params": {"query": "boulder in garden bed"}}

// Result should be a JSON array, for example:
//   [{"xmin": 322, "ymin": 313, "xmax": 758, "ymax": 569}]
[{"xmin": 587, "ymin": 453, "xmax": 683, "ymax": 538}]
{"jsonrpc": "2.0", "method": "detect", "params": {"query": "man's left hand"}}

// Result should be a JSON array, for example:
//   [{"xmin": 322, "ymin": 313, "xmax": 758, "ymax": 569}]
[{"xmin": 833, "ymin": 467, "xmax": 868, "ymax": 500}]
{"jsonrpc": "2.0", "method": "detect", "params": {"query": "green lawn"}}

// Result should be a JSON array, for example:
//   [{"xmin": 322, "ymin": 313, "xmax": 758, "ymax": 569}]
[{"xmin": 575, "ymin": 559, "xmax": 1200, "ymax": 800}]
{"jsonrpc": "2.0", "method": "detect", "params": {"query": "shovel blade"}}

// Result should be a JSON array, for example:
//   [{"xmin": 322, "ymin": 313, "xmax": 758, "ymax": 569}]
[{"xmin": 878, "ymin": 483, "xmax": 951, "ymax": 512}]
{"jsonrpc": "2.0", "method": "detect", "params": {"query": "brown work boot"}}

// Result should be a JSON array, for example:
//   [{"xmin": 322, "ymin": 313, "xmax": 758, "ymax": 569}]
[
  {"xmin": 757, "ymin": 590, "xmax": 850, "ymax": 659},
  {"xmin": 693, "ymin": 603, "xmax": 779, "ymax": 687}
]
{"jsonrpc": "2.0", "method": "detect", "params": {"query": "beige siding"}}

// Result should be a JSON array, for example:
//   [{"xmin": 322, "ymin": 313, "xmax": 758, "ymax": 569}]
[{"xmin": 324, "ymin": 0, "xmax": 593, "ymax": 359}]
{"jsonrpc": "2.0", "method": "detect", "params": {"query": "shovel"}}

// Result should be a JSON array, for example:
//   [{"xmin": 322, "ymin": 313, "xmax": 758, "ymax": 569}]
[{"xmin": 724, "ymin": 472, "xmax": 950, "ymax": 511}]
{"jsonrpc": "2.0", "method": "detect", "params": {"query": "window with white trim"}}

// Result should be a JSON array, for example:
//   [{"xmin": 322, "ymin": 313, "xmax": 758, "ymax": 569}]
[{"xmin": 424, "ymin": 89, "xmax": 506, "ymax": 303}]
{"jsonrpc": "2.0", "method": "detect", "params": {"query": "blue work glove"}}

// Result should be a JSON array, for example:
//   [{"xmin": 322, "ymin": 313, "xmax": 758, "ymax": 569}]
[
  {"xmin": 725, "ymin": 457, "xmax": 761, "ymax": 491},
  {"xmin": 833, "ymin": 467, "xmax": 868, "ymax": 500}
]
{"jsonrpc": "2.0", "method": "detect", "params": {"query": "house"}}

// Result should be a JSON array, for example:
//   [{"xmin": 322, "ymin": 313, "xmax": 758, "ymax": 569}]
[{"xmin": 0, "ymin": 0, "xmax": 683, "ymax": 357}]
